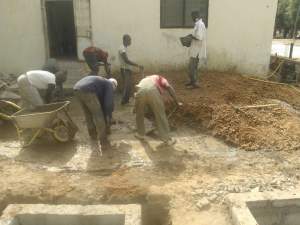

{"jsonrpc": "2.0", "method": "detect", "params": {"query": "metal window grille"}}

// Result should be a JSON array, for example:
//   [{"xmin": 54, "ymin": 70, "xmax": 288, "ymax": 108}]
[{"xmin": 161, "ymin": 0, "xmax": 209, "ymax": 28}]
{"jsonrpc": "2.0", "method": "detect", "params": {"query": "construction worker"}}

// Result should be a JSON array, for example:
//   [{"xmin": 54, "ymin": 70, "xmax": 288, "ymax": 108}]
[
  {"xmin": 186, "ymin": 11, "xmax": 207, "ymax": 89},
  {"xmin": 134, "ymin": 75, "xmax": 182, "ymax": 146},
  {"xmin": 74, "ymin": 76, "xmax": 118, "ymax": 149},
  {"xmin": 118, "ymin": 34, "xmax": 143, "ymax": 105},
  {"xmin": 17, "ymin": 70, "xmax": 67, "ymax": 109},
  {"xmin": 83, "ymin": 46, "xmax": 111, "ymax": 77}
]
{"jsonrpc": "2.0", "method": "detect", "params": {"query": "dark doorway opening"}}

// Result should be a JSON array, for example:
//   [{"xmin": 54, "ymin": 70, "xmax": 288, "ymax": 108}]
[{"xmin": 46, "ymin": 0, "xmax": 77, "ymax": 58}]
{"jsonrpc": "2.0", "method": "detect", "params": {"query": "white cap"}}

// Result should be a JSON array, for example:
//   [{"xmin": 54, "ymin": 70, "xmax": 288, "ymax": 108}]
[{"xmin": 109, "ymin": 78, "xmax": 118, "ymax": 90}]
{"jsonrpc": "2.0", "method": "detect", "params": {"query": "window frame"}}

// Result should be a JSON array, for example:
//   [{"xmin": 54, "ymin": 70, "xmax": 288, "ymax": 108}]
[{"xmin": 160, "ymin": 0, "xmax": 209, "ymax": 29}]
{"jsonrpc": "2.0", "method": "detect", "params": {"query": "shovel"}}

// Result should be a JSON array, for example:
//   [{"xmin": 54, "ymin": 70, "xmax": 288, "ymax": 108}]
[{"xmin": 146, "ymin": 105, "xmax": 179, "ymax": 135}]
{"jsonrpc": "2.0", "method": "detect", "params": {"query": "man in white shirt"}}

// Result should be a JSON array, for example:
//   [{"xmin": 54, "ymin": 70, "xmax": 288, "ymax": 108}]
[
  {"xmin": 17, "ymin": 70, "xmax": 66, "ymax": 109},
  {"xmin": 118, "ymin": 34, "xmax": 143, "ymax": 105},
  {"xmin": 186, "ymin": 11, "xmax": 207, "ymax": 89}
]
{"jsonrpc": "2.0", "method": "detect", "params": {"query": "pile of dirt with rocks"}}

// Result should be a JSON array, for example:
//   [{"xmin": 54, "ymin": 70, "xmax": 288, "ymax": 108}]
[{"xmin": 164, "ymin": 72, "xmax": 300, "ymax": 151}]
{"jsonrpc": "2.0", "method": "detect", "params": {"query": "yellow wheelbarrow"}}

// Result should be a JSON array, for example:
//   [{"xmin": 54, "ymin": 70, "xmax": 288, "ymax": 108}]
[{"xmin": 10, "ymin": 101, "xmax": 78, "ymax": 147}]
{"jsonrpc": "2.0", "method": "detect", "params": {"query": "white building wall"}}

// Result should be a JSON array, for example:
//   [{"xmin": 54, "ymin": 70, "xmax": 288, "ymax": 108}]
[
  {"xmin": 0, "ymin": 0, "xmax": 277, "ymax": 76},
  {"xmin": 207, "ymin": 0, "xmax": 278, "ymax": 75},
  {"xmin": 0, "ymin": 0, "xmax": 46, "ymax": 75},
  {"xmin": 90, "ymin": 0, "xmax": 277, "ymax": 76}
]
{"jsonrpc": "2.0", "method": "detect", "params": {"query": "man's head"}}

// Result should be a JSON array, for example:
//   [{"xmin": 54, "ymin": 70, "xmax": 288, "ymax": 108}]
[
  {"xmin": 123, "ymin": 34, "xmax": 131, "ymax": 47},
  {"xmin": 191, "ymin": 11, "xmax": 200, "ymax": 22},
  {"xmin": 108, "ymin": 78, "xmax": 118, "ymax": 91},
  {"xmin": 55, "ymin": 70, "xmax": 68, "ymax": 85}
]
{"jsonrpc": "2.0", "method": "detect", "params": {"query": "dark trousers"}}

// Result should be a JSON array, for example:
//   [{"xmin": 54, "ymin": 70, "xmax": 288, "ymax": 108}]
[
  {"xmin": 83, "ymin": 51, "xmax": 99, "ymax": 72},
  {"xmin": 188, "ymin": 57, "xmax": 200, "ymax": 84},
  {"xmin": 121, "ymin": 68, "xmax": 132, "ymax": 104}
]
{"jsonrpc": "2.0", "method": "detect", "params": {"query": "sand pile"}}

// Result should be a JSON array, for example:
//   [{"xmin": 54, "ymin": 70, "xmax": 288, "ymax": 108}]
[{"xmin": 164, "ymin": 72, "xmax": 300, "ymax": 151}]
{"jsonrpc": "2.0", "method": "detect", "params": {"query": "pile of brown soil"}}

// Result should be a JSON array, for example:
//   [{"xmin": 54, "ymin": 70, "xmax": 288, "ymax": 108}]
[{"xmin": 163, "ymin": 72, "xmax": 300, "ymax": 151}]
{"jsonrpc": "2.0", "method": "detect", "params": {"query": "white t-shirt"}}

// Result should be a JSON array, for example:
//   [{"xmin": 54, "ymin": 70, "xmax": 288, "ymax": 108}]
[
  {"xmin": 118, "ymin": 44, "xmax": 130, "ymax": 70},
  {"xmin": 189, "ymin": 19, "xmax": 207, "ymax": 59},
  {"xmin": 25, "ymin": 70, "xmax": 56, "ymax": 89}
]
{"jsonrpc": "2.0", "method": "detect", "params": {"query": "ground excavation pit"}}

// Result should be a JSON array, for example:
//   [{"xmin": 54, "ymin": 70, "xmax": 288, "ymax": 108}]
[
  {"xmin": 0, "ymin": 195, "xmax": 172, "ymax": 225},
  {"xmin": 0, "ymin": 204, "xmax": 141, "ymax": 225},
  {"xmin": 226, "ymin": 191, "xmax": 300, "ymax": 225}
]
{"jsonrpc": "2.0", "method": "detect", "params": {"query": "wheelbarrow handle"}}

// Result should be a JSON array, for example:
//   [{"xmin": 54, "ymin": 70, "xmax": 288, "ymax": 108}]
[
  {"xmin": 0, "ymin": 112, "xmax": 12, "ymax": 121},
  {"xmin": 0, "ymin": 100, "xmax": 21, "ymax": 110}
]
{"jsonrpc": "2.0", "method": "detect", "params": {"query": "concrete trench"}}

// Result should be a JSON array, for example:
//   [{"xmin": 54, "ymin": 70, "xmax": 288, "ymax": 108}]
[
  {"xmin": 0, "ymin": 204, "xmax": 140, "ymax": 225},
  {"xmin": 0, "ymin": 194, "xmax": 172, "ymax": 225},
  {"xmin": 248, "ymin": 201, "xmax": 300, "ymax": 225},
  {"xmin": 226, "ymin": 192, "xmax": 300, "ymax": 225}
]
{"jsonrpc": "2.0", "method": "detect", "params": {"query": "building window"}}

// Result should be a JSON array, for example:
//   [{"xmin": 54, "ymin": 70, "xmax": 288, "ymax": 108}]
[{"xmin": 160, "ymin": 0, "xmax": 209, "ymax": 28}]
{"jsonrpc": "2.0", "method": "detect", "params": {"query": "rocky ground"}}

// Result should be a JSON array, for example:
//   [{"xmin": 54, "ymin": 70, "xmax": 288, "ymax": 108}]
[{"xmin": 1, "ymin": 71, "xmax": 300, "ymax": 224}]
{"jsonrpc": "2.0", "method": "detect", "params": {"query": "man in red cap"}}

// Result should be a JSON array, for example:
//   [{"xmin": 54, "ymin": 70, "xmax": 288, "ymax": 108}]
[
  {"xmin": 83, "ymin": 47, "xmax": 111, "ymax": 77},
  {"xmin": 134, "ymin": 75, "xmax": 182, "ymax": 146}
]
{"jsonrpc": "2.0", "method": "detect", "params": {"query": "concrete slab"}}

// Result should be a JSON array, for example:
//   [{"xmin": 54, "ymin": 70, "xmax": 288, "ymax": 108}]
[
  {"xmin": 0, "ymin": 204, "xmax": 141, "ymax": 225},
  {"xmin": 226, "ymin": 191, "xmax": 300, "ymax": 225}
]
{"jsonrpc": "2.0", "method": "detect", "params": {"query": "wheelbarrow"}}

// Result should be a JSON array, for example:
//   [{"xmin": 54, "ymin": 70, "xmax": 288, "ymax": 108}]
[
  {"xmin": 10, "ymin": 101, "xmax": 78, "ymax": 147},
  {"xmin": 0, "ymin": 100, "xmax": 21, "ymax": 121}
]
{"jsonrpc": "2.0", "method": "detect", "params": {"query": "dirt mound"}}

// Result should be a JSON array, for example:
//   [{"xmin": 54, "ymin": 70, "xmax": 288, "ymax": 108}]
[
  {"xmin": 208, "ymin": 103, "xmax": 300, "ymax": 151},
  {"xmin": 102, "ymin": 169, "xmax": 148, "ymax": 202},
  {"xmin": 163, "ymin": 72, "xmax": 300, "ymax": 151}
]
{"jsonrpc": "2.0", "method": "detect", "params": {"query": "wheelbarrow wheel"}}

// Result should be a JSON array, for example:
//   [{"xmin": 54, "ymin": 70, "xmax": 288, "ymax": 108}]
[
  {"xmin": 53, "ymin": 125, "xmax": 69, "ymax": 143},
  {"xmin": 66, "ymin": 121, "xmax": 78, "ymax": 140}
]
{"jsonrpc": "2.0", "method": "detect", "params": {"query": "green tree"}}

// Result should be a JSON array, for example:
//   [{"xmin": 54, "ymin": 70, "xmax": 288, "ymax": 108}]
[
  {"xmin": 288, "ymin": 0, "xmax": 300, "ymax": 36},
  {"xmin": 275, "ymin": 0, "xmax": 300, "ymax": 38},
  {"xmin": 275, "ymin": 0, "xmax": 291, "ymax": 37}
]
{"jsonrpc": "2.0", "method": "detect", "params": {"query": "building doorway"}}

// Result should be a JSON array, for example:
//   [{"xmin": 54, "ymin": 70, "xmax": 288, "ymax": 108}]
[{"xmin": 45, "ymin": 0, "xmax": 77, "ymax": 58}]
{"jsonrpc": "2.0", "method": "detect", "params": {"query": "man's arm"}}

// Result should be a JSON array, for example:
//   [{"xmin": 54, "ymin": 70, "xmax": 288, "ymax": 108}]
[
  {"xmin": 45, "ymin": 84, "xmax": 56, "ymax": 103},
  {"xmin": 103, "ymin": 86, "xmax": 114, "ymax": 124},
  {"xmin": 166, "ymin": 86, "xmax": 181, "ymax": 106},
  {"xmin": 121, "ymin": 52, "xmax": 143, "ymax": 69},
  {"xmin": 104, "ymin": 62, "xmax": 111, "ymax": 78}
]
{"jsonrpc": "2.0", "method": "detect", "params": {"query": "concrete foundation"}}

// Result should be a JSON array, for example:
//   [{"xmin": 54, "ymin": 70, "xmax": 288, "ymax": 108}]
[
  {"xmin": 248, "ymin": 200, "xmax": 300, "ymax": 225},
  {"xmin": 0, "ymin": 204, "xmax": 141, "ymax": 225},
  {"xmin": 226, "ymin": 191, "xmax": 300, "ymax": 225}
]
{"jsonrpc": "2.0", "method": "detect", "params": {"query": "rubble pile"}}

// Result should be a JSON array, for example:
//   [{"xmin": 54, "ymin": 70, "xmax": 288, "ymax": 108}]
[
  {"xmin": 0, "ymin": 73, "xmax": 18, "ymax": 87},
  {"xmin": 191, "ymin": 174, "xmax": 298, "ymax": 209},
  {"xmin": 0, "ymin": 73, "xmax": 19, "ymax": 100}
]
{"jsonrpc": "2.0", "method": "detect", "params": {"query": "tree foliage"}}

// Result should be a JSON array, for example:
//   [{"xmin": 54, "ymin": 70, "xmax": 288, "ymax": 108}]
[{"xmin": 275, "ymin": 0, "xmax": 300, "ymax": 38}]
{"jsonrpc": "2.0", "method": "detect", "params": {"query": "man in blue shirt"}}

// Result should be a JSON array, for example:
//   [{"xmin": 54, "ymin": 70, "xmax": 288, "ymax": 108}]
[{"xmin": 74, "ymin": 76, "xmax": 118, "ymax": 149}]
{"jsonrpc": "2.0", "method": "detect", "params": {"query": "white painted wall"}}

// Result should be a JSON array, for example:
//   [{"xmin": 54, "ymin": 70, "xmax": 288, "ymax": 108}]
[
  {"xmin": 91, "ymin": 0, "xmax": 188, "ymax": 72},
  {"xmin": 0, "ymin": 0, "xmax": 277, "ymax": 76},
  {"xmin": 0, "ymin": 0, "xmax": 46, "ymax": 75},
  {"xmin": 207, "ymin": 0, "xmax": 278, "ymax": 76},
  {"xmin": 90, "ymin": 0, "xmax": 277, "ymax": 76}
]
